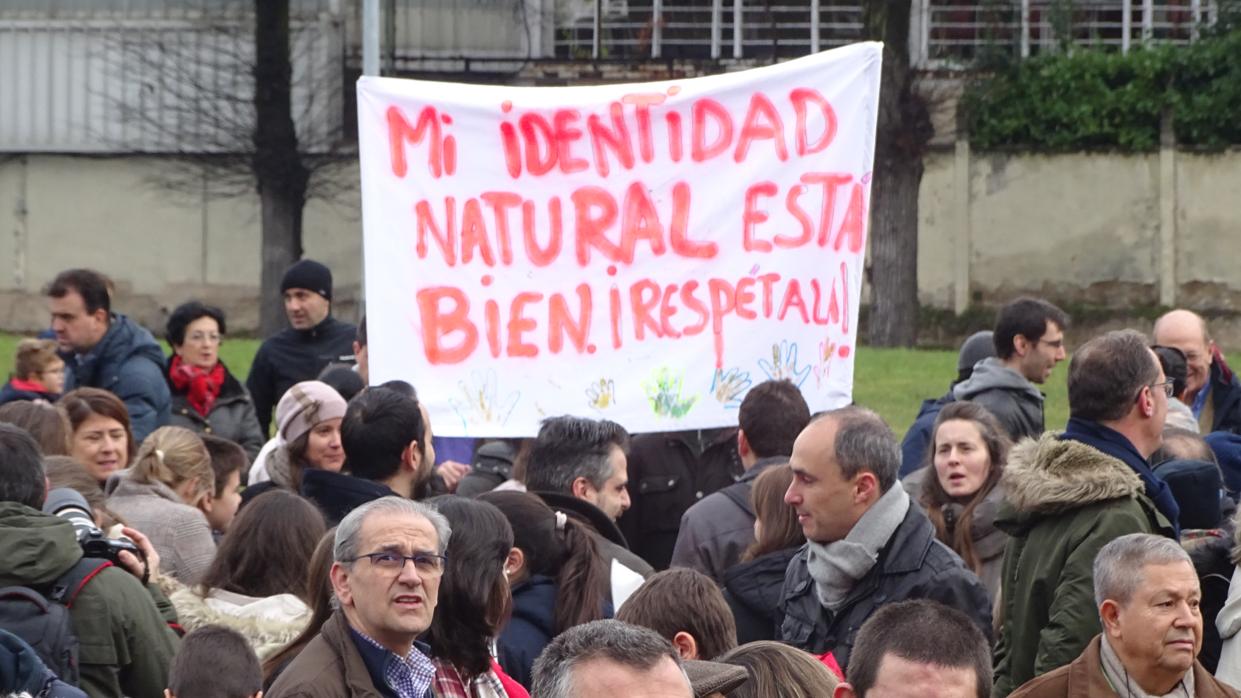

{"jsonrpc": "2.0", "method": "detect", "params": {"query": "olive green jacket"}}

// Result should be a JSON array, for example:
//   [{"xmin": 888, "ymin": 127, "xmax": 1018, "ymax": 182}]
[
  {"xmin": 991, "ymin": 434, "xmax": 1174, "ymax": 697},
  {"xmin": 0, "ymin": 502, "xmax": 180, "ymax": 698}
]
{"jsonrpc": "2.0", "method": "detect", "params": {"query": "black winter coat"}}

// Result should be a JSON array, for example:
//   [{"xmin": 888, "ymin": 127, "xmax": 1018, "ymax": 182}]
[
  {"xmin": 723, "ymin": 547, "xmax": 799, "ymax": 644},
  {"xmin": 776, "ymin": 506, "xmax": 993, "ymax": 671},
  {"xmin": 245, "ymin": 316, "xmax": 356, "ymax": 434},
  {"xmin": 619, "ymin": 429, "xmax": 742, "ymax": 570},
  {"xmin": 299, "ymin": 469, "xmax": 399, "ymax": 526}
]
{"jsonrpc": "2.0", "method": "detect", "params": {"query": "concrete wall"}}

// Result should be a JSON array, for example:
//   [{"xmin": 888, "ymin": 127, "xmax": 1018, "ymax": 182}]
[
  {"xmin": 1, "ymin": 145, "xmax": 1238, "ymax": 336},
  {"xmin": 917, "ymin": 145, "xmax": 1241, "ymax": 314}
]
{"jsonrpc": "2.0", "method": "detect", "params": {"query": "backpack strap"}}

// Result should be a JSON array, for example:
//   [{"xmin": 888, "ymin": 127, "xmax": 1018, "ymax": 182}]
[{"xmin": 46, "ymin": 559, "xmax": 113, "ymax": 608}]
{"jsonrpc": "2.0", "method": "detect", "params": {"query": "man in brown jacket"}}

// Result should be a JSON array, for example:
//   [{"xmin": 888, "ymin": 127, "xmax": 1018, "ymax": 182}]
[
  {"xmin": 1011, "ymin": 533, "xmax": 1239, "ymax": 698},
  {"xmin": 266, "ymin": 497, "xmax": 450, "ymax": 698}
]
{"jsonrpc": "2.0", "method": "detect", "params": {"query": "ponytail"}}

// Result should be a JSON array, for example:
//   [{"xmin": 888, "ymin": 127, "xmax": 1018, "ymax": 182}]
[
  {"xmin": 553, "ymin": 517, "xmax": 607, "ymax": 634},
  {"xmin": 131, "ymin": 426, "xmax": 214, "ymax": 504}
]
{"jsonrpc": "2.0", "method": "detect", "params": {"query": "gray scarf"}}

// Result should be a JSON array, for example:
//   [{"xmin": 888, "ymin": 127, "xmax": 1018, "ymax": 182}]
[
  {"xmin": 1100, "ymin": 636, "xmax": 1194, "ymax": 698},
  {"xmin": 805, "ymin": 485, "xmax": 910, "ymax": 610}
]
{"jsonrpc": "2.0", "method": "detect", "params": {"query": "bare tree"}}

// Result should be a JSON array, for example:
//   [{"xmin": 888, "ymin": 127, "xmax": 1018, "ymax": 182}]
[
  {"xmin": 863, "ymin": 0, "xmax": 931, "ymax": 347},
  {"xmin": 110, "ymin": 0, "xmax": 351, "ymax": 335}
]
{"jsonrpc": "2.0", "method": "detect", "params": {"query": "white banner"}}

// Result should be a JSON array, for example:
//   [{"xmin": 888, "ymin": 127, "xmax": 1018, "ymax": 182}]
[{"xmin": 358, "ymin": 43, "xmax": 882, "ymax": 436}]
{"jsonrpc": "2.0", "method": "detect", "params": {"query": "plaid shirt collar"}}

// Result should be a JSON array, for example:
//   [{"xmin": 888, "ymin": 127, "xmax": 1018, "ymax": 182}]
[{"xmin": 350, "ymin": 627, "xmax": 436, "ymax": 698}]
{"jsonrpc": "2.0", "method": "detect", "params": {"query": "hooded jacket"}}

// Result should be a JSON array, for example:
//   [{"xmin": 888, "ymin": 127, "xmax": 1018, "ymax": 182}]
[
  {"xmin": 167, "ymin": 583, "xmax": 311, "ymax": 660},
  {"xmin": 992, "ymin": 433, "xmax": 1174, "ymax": 697},
  {"xmin": 776, "ymin": 505, "xmax": 993, "ymax": 671},
  {"xmin": 105, "ymin": 473, "xmax": 217, "ymax": 585},
  {"xmin": 953, "ymin": 357, "xmax": 1045, "ymax": 443},
  {"xmin": 245, "ymin": 316, "xmax": 357, "ymax": 434},
  {"xmin": 0, "ymin": 502, "xmax": 179, "ymax": 698},
  {"xmin": 167, "ymin": 360, "xmax": 266, "ymax": 461},
  {"xmin": 62, "ymin": 313, "xmax": 170, "ymax": 442},
  {"xmin": 723, "ymin": 547, "xmax": 800, "ymax": 644},
  {"xmin": 670, "ymin": 456, "xmax": 788, "ymax": 583}
]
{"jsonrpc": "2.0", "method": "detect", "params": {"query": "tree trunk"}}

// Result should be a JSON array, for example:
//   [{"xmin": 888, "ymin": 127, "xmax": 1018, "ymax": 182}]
[
  {"xmin": 253, "ymin": 0, "xmax": 310, "ymax": 336},
  {"xmin": 863, "ymin": 0, "xmax": 931, "ymax": 347}
]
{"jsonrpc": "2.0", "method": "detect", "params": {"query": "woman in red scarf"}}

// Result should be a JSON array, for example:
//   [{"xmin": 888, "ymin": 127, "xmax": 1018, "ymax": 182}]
[{"xmin": 166, "ymin": 302, "xmax": 265, "ymax": 461}]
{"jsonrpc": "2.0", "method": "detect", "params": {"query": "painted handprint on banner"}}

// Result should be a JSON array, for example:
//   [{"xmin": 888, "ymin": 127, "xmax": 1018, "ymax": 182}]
[
  {"xmin": 643, "ymin": 368, "xmax": 697, "ymax": 419},
  {"xmin": 586, "ymin": 378, "xmax": 617, "ymax": 410},
  {"xmin": 813, "ymin": 338, "xmax": 838, "ymax": 388},
  {"xmin": 758, "ymin": 340, "xmax": 812, "ymax": 387},
  {"xmin": 711, "ymin": 367, "xmax": 752, "ymax": 408},
  {"xmin": 449, "ymin": 370, "xmax": 520, "ymax": 426}
]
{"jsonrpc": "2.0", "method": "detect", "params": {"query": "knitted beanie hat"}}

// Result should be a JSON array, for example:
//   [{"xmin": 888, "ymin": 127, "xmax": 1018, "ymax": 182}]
[
  {"xmin": 280, "ymin": 259, "xmax": 333, "ymax": 301},
  {"xmin": 276, "ymin": 381, "xmax": 347, "ymax": 444}
]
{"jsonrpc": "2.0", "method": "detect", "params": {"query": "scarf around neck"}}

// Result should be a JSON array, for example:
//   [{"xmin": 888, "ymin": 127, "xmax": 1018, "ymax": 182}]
[
  {"xmin": 805, "ymin": 484, "xmax": 910, "ymax": 610},
  {"xmin": 1100, "ymin": 635, "xmax": 1193, "ymax": 698},
  {"xmin": 169, "ymin": 355, "xmax": 226, "ymax": 417},
  {"xmin": 1060, "ymin": 417, "xmax": 1180, "ymax": 535}
]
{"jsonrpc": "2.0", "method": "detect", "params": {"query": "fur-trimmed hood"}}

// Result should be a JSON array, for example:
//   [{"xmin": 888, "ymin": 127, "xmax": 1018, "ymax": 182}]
[
  {"xmin": 1002, "ymin": 432, "xmax": 1144, "ymax": 515},
  {"xmin": 164, "ymin": 578, "xmax": 311, "ymax": 659}
]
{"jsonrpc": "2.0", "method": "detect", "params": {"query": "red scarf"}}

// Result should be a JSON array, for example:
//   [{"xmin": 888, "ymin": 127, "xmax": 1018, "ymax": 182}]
[{"xmin": 169, "ymin": 355, "xmax": 225, "ymax": 417}]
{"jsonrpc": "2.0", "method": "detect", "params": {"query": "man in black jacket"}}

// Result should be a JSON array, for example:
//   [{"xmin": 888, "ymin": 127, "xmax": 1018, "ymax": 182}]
[
  {"xmin": 777, "ymin": 407, "xmax": 991, "ymax": 670},
  {"xmin": 246, "ymin": 260, "xmax": 357, "ymax": 434},
  {"xmin": 1154, "ymin": 308, "xmax": 1241, "ymax": 434}
]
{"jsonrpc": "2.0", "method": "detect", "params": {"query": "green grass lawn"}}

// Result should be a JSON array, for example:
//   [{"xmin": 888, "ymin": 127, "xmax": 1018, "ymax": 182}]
[{"xmin": 0, "ymin": 331, "xmax": 1068, "ymax": 438}]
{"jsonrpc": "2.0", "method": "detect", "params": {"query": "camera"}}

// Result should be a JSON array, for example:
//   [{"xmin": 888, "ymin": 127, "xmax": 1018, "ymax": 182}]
[{"xmin": 43, "ymin": 488, "xmax": 143, "ymax": 567}]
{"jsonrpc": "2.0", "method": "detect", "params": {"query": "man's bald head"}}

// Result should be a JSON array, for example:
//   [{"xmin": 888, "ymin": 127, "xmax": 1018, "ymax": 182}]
[{"xmin": 1153, "ymin": 309, "xmax": 1213, "ymax": 399}]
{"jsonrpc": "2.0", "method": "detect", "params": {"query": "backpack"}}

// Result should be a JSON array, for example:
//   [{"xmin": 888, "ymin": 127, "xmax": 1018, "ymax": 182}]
[{"xmin": 0, "ymin": 558, "xmax": 112, "ymax": 687}]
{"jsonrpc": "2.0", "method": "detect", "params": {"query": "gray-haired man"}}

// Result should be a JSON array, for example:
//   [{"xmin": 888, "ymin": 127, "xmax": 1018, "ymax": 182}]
[
  {"xmin": 532, "ymin": 619, "xmax": 693, "ymax": 698},
  {"xmin": 266, "ymin": 497, "xmax": 451, "ymax": 698},
  {"xmin": 1010, "ymin": 533, "xmax": 1238, "ymax": 698}
]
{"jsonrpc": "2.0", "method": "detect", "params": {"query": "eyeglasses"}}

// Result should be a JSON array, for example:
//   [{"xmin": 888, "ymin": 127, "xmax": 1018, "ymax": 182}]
[
  {"xmin": 345, "ymin": 551, "xmax": 447, "ymax": 576},
  {"xmin": 1150, "ymin": 380, "xmax": 1175, "ymax": 398},
  {"xmin": 1038, "ymin": 339, "xmax": 1064, "ymax": 349},
  {"xmin": 185, "ymin": 332, "xmax": 221, "ymax": 344}
]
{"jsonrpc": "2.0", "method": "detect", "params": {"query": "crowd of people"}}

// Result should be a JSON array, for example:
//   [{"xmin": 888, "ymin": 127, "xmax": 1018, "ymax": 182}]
[{"xmin": 3, "ymin": 261, "xmax": 1241, "ymax": 698}]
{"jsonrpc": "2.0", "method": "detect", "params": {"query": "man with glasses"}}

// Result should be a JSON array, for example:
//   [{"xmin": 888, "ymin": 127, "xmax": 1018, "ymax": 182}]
[
  {"xmin": 992, "ymin": 330, "xmax": 1179, "ymax": 696},
  {"xmin": 267, "ymin": 496, "xmax": 451, "ymax": 698},
  {"xmin": 953, "ymin": 297, "xmax": 1069, "ymax": 443},
  {"xmin": 1154, "ymin": 308, "xmax": 1241, "ymax": 434}
]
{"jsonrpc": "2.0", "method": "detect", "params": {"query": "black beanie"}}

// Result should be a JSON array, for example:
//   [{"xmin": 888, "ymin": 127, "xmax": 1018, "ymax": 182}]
[{"xmin": 281, "ymin": 259, "xmax": 333, "ymax": 301}]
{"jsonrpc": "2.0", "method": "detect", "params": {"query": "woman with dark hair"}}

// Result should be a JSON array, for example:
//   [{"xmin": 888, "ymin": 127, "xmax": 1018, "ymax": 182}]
[
  {"xmin": 262, "ymin": 527, "xmax": 336, "ymax": 688},
  {"xmin": 60, "ymin": 387, "xmax": 134, "ymax": 483},
  {"xmin": 167, "ymin": 489, "xmax": 326, "ymax": 659},
  {"xmin": 0, "ymin": 400, "xmax": 72, "ymax": 456},
  {"xmin": 722, "ymin": 464, "xmax": 805, "ymax": 643},
  {"xmin": 906, "ymin": 400, "xmax": 1010, "ymax": 602},
  {"xmin": 165, "ymin": 301, "xmax": 265, "ymax": 460},
  {"xmin": 424, "ymin": 496, "xmax": 528, "ymax": 697},
  {"xmin": 479, "ymin": 490, "xmax": 609, "ymax": 689}
]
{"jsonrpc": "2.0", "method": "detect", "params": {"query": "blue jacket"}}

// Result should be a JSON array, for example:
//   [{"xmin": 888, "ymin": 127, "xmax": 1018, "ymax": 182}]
[
  {"xmin": 0, "ymin": 380, "xmax": 59, "ymax": 406},
  {"xmin": 0, "ymin": 629, "xmax": 87, "ymax": 698},
  {"xmin": 63, "ymin": 314, "xmax": 170, "ymax": 442},
  {"xmin": 497, "ymin": 575, "xmax": 557, "ymax": 689}
]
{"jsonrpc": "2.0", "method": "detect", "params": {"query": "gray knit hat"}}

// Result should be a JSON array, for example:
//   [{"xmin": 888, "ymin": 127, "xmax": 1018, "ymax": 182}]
[{"xmin": 957, "ymin": 330, "xmax": 996, "ymax": 372}]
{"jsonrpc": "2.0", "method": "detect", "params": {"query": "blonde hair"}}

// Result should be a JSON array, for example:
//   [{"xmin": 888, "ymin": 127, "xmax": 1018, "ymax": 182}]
[
  {"xmin": 14, "ymin": 338, "xmax": 60, "ymax": 380},
  {"xmin": 131, "ymin": 426, "xmax": 214, "ymax": 504}
]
